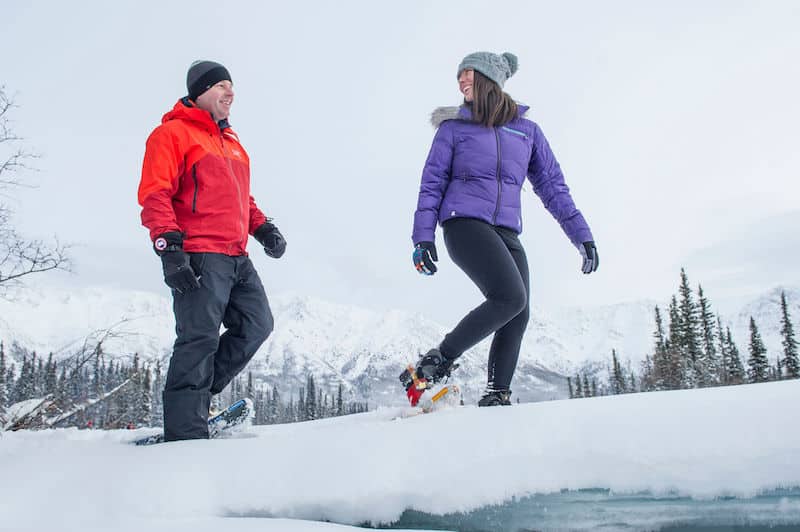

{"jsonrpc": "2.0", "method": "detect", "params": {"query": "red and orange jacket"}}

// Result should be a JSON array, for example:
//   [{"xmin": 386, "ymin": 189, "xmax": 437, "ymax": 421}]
[{"xmin": 138, "ymin": 98, "xmax": 267, "ymax": 255}]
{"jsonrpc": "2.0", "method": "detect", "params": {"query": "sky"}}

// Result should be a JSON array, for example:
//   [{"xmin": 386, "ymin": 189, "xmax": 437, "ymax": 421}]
[
  {"xmin": 1, "ymin": 1, "xmax": 799, "ymax": 325},
  {"xmin": 2, "ymin": 379, "xmax": 800, "ymax": 531}
]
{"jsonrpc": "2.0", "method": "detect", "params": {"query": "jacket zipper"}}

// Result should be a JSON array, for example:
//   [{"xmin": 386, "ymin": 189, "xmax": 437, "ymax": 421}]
[
  {"xmin": 492, "ymin": 127, "xmax": 502, "ymax": 224},
  {"xmin": 219, "ymin": 131, "xmax": 246, "ymax": 247},
  {"xmin": 191, "ymin": 164, "xmax": 198, "ymax": 213},
  {"xmin": 501, "ymin": 126, "xmax": 528, "ymax": 139}
]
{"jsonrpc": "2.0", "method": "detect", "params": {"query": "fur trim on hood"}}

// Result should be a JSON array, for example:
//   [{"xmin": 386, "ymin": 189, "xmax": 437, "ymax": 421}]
[
  {"xmin": 429, "ymin": 104, "xmax": 529, "ymax": 128},
  {"xmin": 430, "ymin": 106, "xmax": 461, "ymax": 128}
]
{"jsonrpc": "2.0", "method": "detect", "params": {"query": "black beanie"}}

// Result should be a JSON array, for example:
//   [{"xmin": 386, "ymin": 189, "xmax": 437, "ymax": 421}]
[{"xmin": 187, "ymin": 60, "xmax": 232, "ymax": 101}]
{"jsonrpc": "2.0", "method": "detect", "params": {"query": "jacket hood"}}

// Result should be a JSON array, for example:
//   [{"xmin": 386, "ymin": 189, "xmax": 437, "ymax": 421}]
[
  {"xmin": 161, "ymin": 98, "xmax": 228, "ymax": 132},
  {"xmin": 430, "ymin": 103, "xmax": 529, "ymax": 127}
]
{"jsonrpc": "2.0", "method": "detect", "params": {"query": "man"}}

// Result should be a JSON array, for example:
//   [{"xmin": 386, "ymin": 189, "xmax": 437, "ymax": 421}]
[{"xmin": 138, "ymin": 60, "xmax": 286, "ymax": 441}]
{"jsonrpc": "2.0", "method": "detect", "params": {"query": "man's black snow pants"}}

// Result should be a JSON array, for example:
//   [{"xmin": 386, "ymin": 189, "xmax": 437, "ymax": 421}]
[
  {"xmin": 163, "ymin": 253, "xmax": 273, "ymax": 441},
  {"xmin": 439, "ymin": 218, "xmax": 530, "ymax": 392}
]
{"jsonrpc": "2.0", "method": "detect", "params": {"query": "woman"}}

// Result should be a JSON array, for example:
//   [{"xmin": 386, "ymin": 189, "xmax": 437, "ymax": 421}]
[{"xmin": 409, "ymin": 51, "xmax": 598, "ymax": 407}]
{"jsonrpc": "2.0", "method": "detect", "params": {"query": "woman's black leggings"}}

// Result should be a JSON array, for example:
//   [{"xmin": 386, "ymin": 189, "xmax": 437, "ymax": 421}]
[{"xmin": 440, "ymin": 217, "xmax": 530, "ymax": 392}]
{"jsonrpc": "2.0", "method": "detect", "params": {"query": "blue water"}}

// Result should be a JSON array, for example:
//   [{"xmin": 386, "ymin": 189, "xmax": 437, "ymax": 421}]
[{"xmin": 376, "ymin": 488, "xmax": 800, "ymax": 532}]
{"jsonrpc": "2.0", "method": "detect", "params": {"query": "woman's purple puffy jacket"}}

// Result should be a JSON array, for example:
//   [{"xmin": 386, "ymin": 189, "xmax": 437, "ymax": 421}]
[{"xmin": 412, "ymin": 105, "xmax": 593, "ymax": 248}]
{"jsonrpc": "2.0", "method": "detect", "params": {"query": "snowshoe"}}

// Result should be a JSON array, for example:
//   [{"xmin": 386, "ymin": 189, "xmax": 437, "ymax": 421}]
[
  {"xmin": 132, "ymin": 398, "xmax": 253, "ymax": 445},
  {"xmin": 399, "ymin": 349, "xmax": 459, "ymax": 407}
]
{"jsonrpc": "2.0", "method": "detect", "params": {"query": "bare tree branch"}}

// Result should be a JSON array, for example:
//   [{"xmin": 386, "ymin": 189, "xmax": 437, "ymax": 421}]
[
  {"xmin": 0, "ymin": 84, "xmax": 71, "ymax": 297},
  {"xmin": 59, "ymin": 318, "xmax": 142, "ymax": 374},
  {"xmin": 46, "ymin": 378, "xmax": 132, "ymax": 428},
  {"xmin": 0, "ymin": 149, "xmax": 39, "ymax": 188}
]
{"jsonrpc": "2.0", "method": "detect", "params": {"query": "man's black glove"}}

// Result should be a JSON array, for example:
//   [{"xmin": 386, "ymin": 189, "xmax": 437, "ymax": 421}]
[
  {"xmin": 153, "ymin": 231, "xmax": 200, "ymax": 293},
  {"xmin": 413, "ymin": 241, "xmax": 438, "ymax": 275},
  {"xmin": 254, "ymin": 222, "xmax": 286, "ymax": 258},
  {"xmin": 579, "ymin": 241, "xmax": 599, "ymax": 274}
]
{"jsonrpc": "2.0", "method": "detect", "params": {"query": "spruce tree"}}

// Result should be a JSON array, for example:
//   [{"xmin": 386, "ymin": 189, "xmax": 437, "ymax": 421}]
[
  {"xmin": 5, "ymin": 364, "xmax": 14, "ymax": 405},
  {"xmin": 611, "ymin": 349, "xmax": 625, "ymax": 394},
  {"xmin": 297, "ymin": 386, "xmax": 305, "ymax": 421},
  {"xmin": 667, "ymin": 296, "xmax": 685, "ymax": 389},
  {"xmin": 652, "ymin": 306, "xmax": 669, "ymax": 390},
  {"xmin": 92, "ymin": 352, "xmax": 103, "ymax": 398},
  {"xmin": 34, "ymin": 355, "xmax": 43, "ymax": 397},
  {"xmin": 697, "ymin": 285, "xmax": 719, "ymax": 386},
  {"xmin": 151, "ymin": 360, "xmax": 163, "ymax": 426},
  {"xmin": 306, "ymin": 374, "xmax": 317, "ymax": 421},
  {"xmin": 246, "ymin": 371, "xmax": 254, "ymax": 400},
  {"xmin": 678, "ymin": 269, "xmax": 702, "ymax": 387},
  {"xmin": 139, "ymin": 366, "xmax": 152, "ymax": 426},
  {"xmin": 337, "ymin": 383, "xmax": 344, "ymax": 415},
  {"xmin": 716, "ymin": 317, "xmax": 729, "ymax": 384},
  {"xmin": 55, "ymin": 366, "xmax": 67, "ymax": 406},
  {"xmin": 287, "ymin": 396, "xmax": 295, "ymax": 423},
  {"xmin": 780, "ymin": 291, "xmax": 799, "ymax": 379},
  {"xmin": 639, "ymin": 355, "xmax": 654, "ymax": 392},
  {"xmin": 0, "ymin": 342, "xmax": 6, "ymax": 412},
  {"xmin": 747, "ymin": 317, "xmax": 769, "ymax": 383},
  {"xmin": 14, "ymin": 355, "xmax": 31, "ymax": 402},
  {"xmin": 44, "ymin": 353, "xmax": 57, "ymax": 396},
  {"xmin": 257, "ymin": 389, "xmax": 268, "ymax": 424},
  {"xmin": 582, "ymin": 374, "xmax": 591, "ymax": 398},
  {"xmin": 269, "ymin": 385, "xmax": 280, "ymax": 424},
  {"xmin": 574, "ymin": 373, "xmax": 583, "ymax": 398},
  {"xmin": 567, "ymin": 376, "xmax": 574, "ymax": 399},
  {"xmin": 725, "ymin": 328, "xmax": 745, "ymax": 385},
  {"xmin": 105, "ymin": 359, "xmax": 115, "ymax": 389}
]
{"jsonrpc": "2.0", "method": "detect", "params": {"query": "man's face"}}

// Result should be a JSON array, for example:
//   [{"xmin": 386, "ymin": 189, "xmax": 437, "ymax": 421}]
[{"xmin": 196, "ymin": 80, "xmax": 234, "ymax": 121}]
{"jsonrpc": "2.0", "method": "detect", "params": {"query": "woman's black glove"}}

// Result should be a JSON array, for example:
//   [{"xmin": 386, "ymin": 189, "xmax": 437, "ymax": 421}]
[
  {"xmin": 580, "ymin": 241, "xmax": 599, "ymax": 274},
  {"xmin": 413, "ymin": 241, "xmax": 438, "ymax": 275}
]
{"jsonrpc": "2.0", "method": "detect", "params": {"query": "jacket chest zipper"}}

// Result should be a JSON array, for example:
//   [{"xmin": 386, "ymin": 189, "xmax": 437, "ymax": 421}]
[
  {"xmin": 191, "ymin": 164, "xmax": 198, "ymax": 213},
  {"xmin": 493, "ymin": 127, "xmax": 502, "ymax": 225},
  {"xmin": 219, "ymin": 133, "xmax": 246, "ymax": 248}
]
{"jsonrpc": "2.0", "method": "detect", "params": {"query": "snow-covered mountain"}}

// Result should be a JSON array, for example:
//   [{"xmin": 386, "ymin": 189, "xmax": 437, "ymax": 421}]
[{"xmin": 1, "ymin": 284, "xmax": 797, "ymax": 405}]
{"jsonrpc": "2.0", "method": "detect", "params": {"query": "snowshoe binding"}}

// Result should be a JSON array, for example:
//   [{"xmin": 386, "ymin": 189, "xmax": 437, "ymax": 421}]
[{"xmin": 399, "ymin": 349, "xmax": 459, "ymax": 407}]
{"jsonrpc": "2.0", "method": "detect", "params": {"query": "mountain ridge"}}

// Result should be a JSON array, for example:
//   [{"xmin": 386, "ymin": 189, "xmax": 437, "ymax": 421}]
[{"xmin": 1, "ymin": 283, "xmax": 798, "ymax": 404}]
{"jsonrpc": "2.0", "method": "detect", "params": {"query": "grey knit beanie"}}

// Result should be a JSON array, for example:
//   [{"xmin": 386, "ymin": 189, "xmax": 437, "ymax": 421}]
[
  {"xmin": 187, "ymin": 60, "xmax": 231, "ymax": 101},
  {"xmin": 457, "ymin": 51, "xmax": 518, "ymax": 88}
]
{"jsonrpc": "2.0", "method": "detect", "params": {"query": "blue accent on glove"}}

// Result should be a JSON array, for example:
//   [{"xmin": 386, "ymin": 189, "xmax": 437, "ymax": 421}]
[{"xmin": 413, "ymin": 241, "xmax": 438, "ymax": 275}]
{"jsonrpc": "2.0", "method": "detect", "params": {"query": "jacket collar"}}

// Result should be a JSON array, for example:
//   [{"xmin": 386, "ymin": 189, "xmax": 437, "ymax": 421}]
[
  {"xmin": 430, "ymin": 103, "xmax": 529, "ymax": 127},
  {"xmin": 161, "ymin": 98, "xmax": 232, "ymax": 132}
]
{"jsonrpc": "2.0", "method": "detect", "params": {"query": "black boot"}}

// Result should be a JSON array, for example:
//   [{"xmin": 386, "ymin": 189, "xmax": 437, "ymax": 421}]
[
  {"xmin": 478, "ymin": 390, "xmax": 512, "ymax": 407},
  {"xmin": 416, "ymin": 348, "xmax": 457, "ymax": 384}
]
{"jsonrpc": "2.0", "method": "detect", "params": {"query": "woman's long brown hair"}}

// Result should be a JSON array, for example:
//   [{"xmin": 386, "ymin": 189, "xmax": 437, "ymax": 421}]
[{"xmin": 470, "ymin": 70, "xmax": 518, "ymax": 128}]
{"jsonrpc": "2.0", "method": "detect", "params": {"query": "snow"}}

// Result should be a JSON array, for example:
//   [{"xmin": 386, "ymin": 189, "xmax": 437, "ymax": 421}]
[{"xmin": 2, "ymin": 379, "xmax": 799, "ymax": 531}]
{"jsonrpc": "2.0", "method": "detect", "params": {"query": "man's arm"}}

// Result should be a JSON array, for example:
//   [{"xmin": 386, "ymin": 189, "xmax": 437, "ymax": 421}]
[
  {"xmin": 248, "ymin": 195, "xmax": 268, "ymax": 235},
  {"xmin": 138, "ymin": 127, "xmax": 184, "ymax": 241}
]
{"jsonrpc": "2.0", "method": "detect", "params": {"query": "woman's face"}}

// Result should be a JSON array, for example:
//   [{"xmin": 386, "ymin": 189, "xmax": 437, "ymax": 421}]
[{"xmin": 458, "ymin": 69, "xmax": 474, "ymax": 102}]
